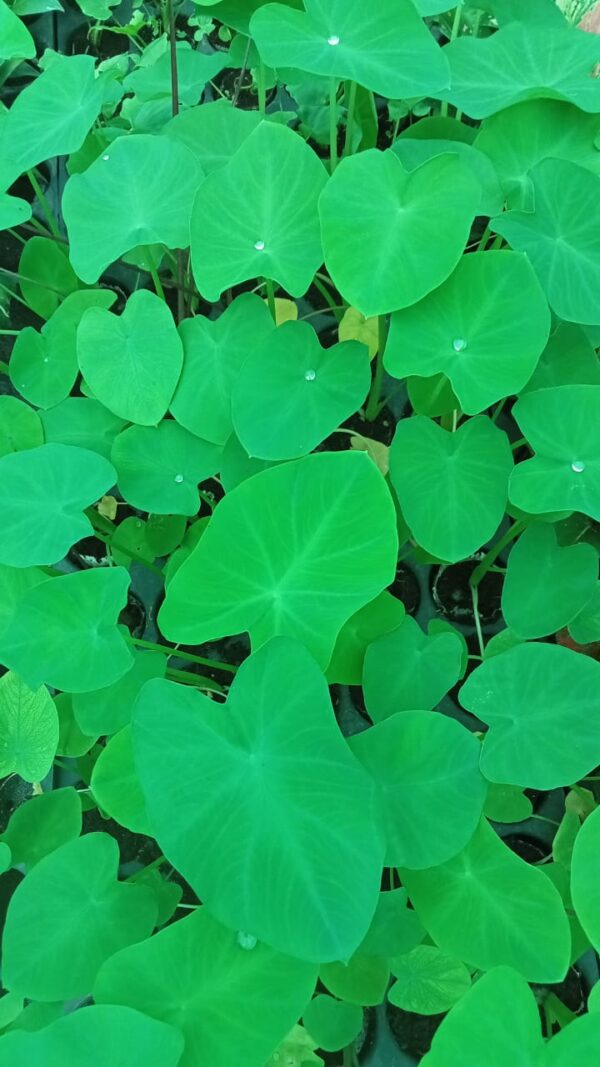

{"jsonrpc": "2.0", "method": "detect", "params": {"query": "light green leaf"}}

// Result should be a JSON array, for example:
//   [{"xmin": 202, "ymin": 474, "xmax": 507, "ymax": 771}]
[
  {"xmin": 0, "ymin": 568, "xmax": 134, "ymax": 693},
  {"xmin": 54, "ymin": 693, "xmax": 96, "ymax": 757},
  {"xmin": 349, "ymin": 710, "xmax": 486, "ymax": 869},
  {"xmin": 569, "ymin": 581, "xmax": 600, "ymax": 644},
  {"xmin": 571, "ymin": 807, "xmax": 600, "ymax": 953},
  {"xmin": 389, "ymin": 946, "xmax": 471, "ymax": 1015},
  {"xmin": 91, "ymin": 726, "xmax": 151, "ymax": 835},
  {"xmin": 0, "ymin": 443, "xmax": 115, "ymax": 568},
  {"xmin": 0, "ymin": 191, "xmax": 31, "ymax": 232},
  {"xmin": 460, "ymin": 643, "xmax": 600, "ymax": 789},
  {"xmin": 63, "ymin": 135, "xmax": 202, "ymax": 283},
  {"xmin": 232, "ymin": 320, "xmax": 370, "ymax": 459},
  {"xmin": 111, "ymin": 421, "xmax": 221, "ymax": 514},
  {"xmin": 319, "ymin": 955, "xmax": 389, "ymax": 1007},
  {"xmin": 385, "ymin": 252, "xmax": 551, "ymax": 414},
  {"xmin": 0, "ymin": 0, "xmax": 35, "ymax": 60},
  {"xmin": 0, "ymin": 788, "xmax": 81, "ymax": 868},
  {"xmin": 483, "ymin": 783, "xmax": 533, "ymax": 824},
  {"xmin": 2, "ymin": 833, "xmax": 157, "ymax": 1000},
  {"xmin": 133, "ymin": 638, "xmax": 385, "ymax": 961},
  {"xmin": 358, "ymin": 888, "xmax": 425, "ymax": 958},
  {"xmin": 124, "ymin": 42, "xmax": 226, "ymax": 106},
  {"xmin": 40, "ymin": 398, "xmax": 126, "ymax": 460},
  {"xmin": 0, "ymin": 564, "xmax": 46, "ymax": 638},
  {"xmin": 401, "ymin": 820, "xmax": 571, "ymax": 982},
  {"xmin": 326, "ymin": 591, "xmax": 405, "ymax": 686},
  {"xmin": 389, "ymin": 416, "xmax": 513, "ymax": 563},
  {"xmin": 501, "ymin": 522, "xmax": 597, "ymax": 638},
  {"xmin": 159, "ymin": 452, "xmax": 397, "ymax": 668},
  {"xmin": 72, "ymin": 650, "xmax": 165, "ymax": 735},
  {"xmin": 220, "ymin": 432, "xmax": 276, "ymax": 491},
  {"xmin": 319, "ymin": 151, "xmax": 479, "ymax": 317},
  {"xmin": 165, "ymin": 99, "xmax": 262, "ymax": 172},
  {"xmin": 521, "ymin": 322, "xmax": 600, "ymax": 394},
  {"xmin": 0, "ymin": 672, "xmax": 57, "ymax": 783},
  {"xmin": 191, "ymin": 121, "xmax": 327, "ymax": 301},
  {"xmin": 0, "ymin": 396, "xmax": 43, "ymax": 458},
  {"xmin": 303, "ymin": 995, "xmax": 362, "ymax": 1053},
  {"xmin": 94, "ymin": 907, "xmax": 316, "ymax": 1067},
  {"xmin": 18, "ymin": 237, "xmax": 79, "ymax": 321},
  {"xmin": 250, "ymin": 0, "xmax": 449, "ymax": 99},
  {"xmin": 391, "ymin": 137, "xmax": 503, "ymax": 216}
]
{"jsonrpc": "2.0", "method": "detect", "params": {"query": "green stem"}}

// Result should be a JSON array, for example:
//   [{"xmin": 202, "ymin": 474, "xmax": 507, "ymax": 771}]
[
  {"xmin": 511, "ymin": 436, "xmax": 528, "ymax": 451},
  {"xmin": 343, "ymin": 80, "xmax": 358, "ymax": 157},
  {"xmin": 0, "ymin": 329, "xmax": 19, "ymax": 335},
  {"xmin": 470, "ymin": 520, "xmax": 526, "ymax": 588},
  {"xmin": 440, "ymin": 3, "xmax": 463, "ymax": 118},
  {"xmin": 491, "ymin": 397, "xmax": 507, "ymax": 424},
  {"xmin": 126, "ymin": 855, "xmax": 166, "ymax": 882},
  {"xmin": 0, "ymin": 279, "xmax": 30, "ymax": 310},
  {"xmin": 90, "ymin": 526, "xmax": 164, "ymax": 577},
  {"xmin": 476, "ymin": 224, "xmax": 491, "ymax": 252},
  {"xmin": 265, "ymin": 277, "xmax": 277, "ymax": 322},
  {"xmin": 257, "ymin": 59, "xmax": 266, "ymax": 115},
  {"xmin": 312, "ymin": 275, "xmax": 344, "ymax": 321},
  {"xmin": 127, "ymin": 635, "xmax": 238, "ymax": 675},
  {"xmin": 0, "ymin": 361, "xmax": 10, "ymax": 374},
  {"xmin": 145, "ymin": 249, "xmax": 165, "ymax": 302},
  {"xmin": 166, "ymin": 666, "xmax": 224, "ymax": 693},
  {"xmin": 365, "ymin": 316, "xmax": 388, "ymax": 421},
  {"xmin": 27, "ymin": 170, "xmax": 61, "ymax": 239},
  {"xmin": 471, "ymin": 584, "xmax": 486, "ymax": 658},
  {"xmin": 329, "ymin": 77, "xmax": 339, "ymax": 174}
]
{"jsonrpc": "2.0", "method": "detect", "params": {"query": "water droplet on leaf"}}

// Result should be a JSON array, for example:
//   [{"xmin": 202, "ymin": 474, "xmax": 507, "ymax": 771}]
[
  {"xmin": 254, "ymin": 240, "xmax": 265, "ymax": 251},
  {"xmin": 327, "ymin": 34, "xmax": 340, "ymax": 45},
  {"xmin": 571, "ymin": 461, "xmax": 585, "ymax": 473},
  {"xmin": 452, "ymin": 338, "xmax": 467, "ymax": 352},
  {"xmin": 237, "ymin": 931, "xmax": 257, "ymax": 950},
  {"xmin": 174, "ymin": 473, "xmax": 184, "ymax": 484},
  {"xmin": 102, "ymin": 154, "xmax": 110, "ymax": 161},
  {"xmin": 305, "ymin": 369, "xmax": 316, "ymax": 382}
]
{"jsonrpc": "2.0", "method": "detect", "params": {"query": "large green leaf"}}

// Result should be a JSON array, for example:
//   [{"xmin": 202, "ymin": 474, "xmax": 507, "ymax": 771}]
[
  {"xmin": 391, "ymin": 137, "xmax": 504, "ymax": 216},
  {"xmin": 63, "ymin": 135, "xmax": 202, "ymax": 283},
  {"xmin": 0, "ymin": 568, "xmax": 134, "ymax": 693},
  {"xmin": 133, "ymin": 638, "xmax": 385, "ymax": 961},
  {"xmin": 111, "ymin": 421, "xmax": 221, "ymax": 515},
  {"xmin": 0, "ymin": 1005, "xmax": 184, "ymax": 1067},
  {"xmin": 72, "ymin": 649, "xmax": 165, "ymax": 735},
  {"xmin": 91, "ymin": 726, "xmax": 150, "ymax": 835},
  {"xmin": 40, "ymin": 398, "xmax": 126, "ymax": 460},
  {"xmin": 250, "ymin": 0, "xmax": 449, "ymax": 99},
  {"xmin": 325, "ymin": 591, "xmax": 405, "ymax": 685},
  {"xmin": 509, "ymin": 386, "xmax": 600, "ymax": 520},
  {"xmin": 77, "ymin": 290, "xmax": 183, "ymax": 425},
  {"xmin": 0, "ymin": 396, "xmax": 43, "ymax": 458},
  {"xmin": 389, "ymin": 416, "xmax": 512, "ymax": 563},
  {"xmin": 171, "ymin": 293, "xmax": 274, "ymax": 446},
  {"xmin": 0, "ymin": 56, "xmax": 103, "ymax": 184},
  {"xmin": 0, "ymin": 672, "xmax": 58, "ymax": 783},
  {"xmin": 190, "ymin": 121, "xmax": 327, "ymax": 301},
  {"xmin": 436, "ymin": 23, "xmax": 600, "ymax": 119},
  {"xmin": 400, "ymin": 820, "xmax": 570, "ymax": 982},
  {"xmin": 385, "ymin": 252, "xmax": 550, "ymax": 414},
  {"xmin": 491, "ymin": 159, "xmax": 600, "ymax": 325},
  {"xmin": 571, "ymin": 806, "xmax": 600, "ymax": 954},
  {"xmin": 232, "ymin": 320, "xmax": 370, "ymax": 459},
  {"xmin": 388, "ymin": 945, "xmax": 471, "ymax": 1015},
  {"xmin": 0, "ymin": 0, "xmax": 34, "ymax": 60},
  {"xmin": 165, "ymin": 99, "xmax": 262, "ymax": 172},
  {"xmin": 501, "ymin": 522, "xmax": 598, "ymax": 638},
  {"xmin": 319, "ymin": 150, "xmax": 479, "ymax": 317},
  {"xmin": 0, "ymin": 788, "xmax": 81, "ymax": 869},
  {"xmin": 159, "ymin": 452, "xmax": 397, "ymax": 668},
  {"xmin": 94, "ymin": 907, "xmax": 316, "ymax": 1067},
  {"xmin": 0, "ymin": 443, "xmax": 115, "ymax": 568},
  {"xmin": 2, "ymin": 833, "xmax": 157, "ymax": 1000},
  {"xmin": 362, "ymin": 615, "xmax": 463, "ymax": 720},
  {"xmin": 460, "ymin": 643, "xmax": 600, "ymax": 789},
  {"xmin": 350, "ymin": 710, "xmax": 485, "ymax": 869}
]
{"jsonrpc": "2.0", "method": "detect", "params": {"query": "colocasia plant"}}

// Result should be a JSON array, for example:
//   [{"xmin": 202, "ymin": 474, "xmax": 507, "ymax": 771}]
[{"xmin": 1, "ymin": 0, "xmax": 600, "ymax": 1063}]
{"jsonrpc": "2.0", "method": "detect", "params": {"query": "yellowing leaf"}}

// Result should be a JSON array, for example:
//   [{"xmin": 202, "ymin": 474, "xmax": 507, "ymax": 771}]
[
  {"xmin": 98, "ymin": 495, "xmax": 118, "ymax": 520},
  {"xmin": 339, "ymin": 306, "xmax": 378, "ymax": 360},
  {"xmin": 350, "ymin": 434, "xmax": 389, "ymax": 476},
  {"xmin": 262, "ymin": 297, "xmax": 299, "ymax": 326}
]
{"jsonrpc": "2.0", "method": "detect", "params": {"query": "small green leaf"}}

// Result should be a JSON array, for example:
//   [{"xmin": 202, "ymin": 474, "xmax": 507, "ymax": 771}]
[
  {"xmin": 303, "ymin": 995, "xmax": 362, "ymax": 1053},
  {"xmin": 0, "ymin": 788, "xmax": 81, "ymax": 868},
  {"xmin": 571, "ymin": 807, "xmax": 600, "ymax": 953},
  {"xmin": 40, "ymin": 397, "xmax": 125, "ymax": 460},
  {"xmin": 0, "ymin": 397, "xmax": 43, "ymax": 458},
  {"xmin": 165, "ymin": 99, "xmax": 262, "ymax": 173},
  {"xmin": 124, "ymin": 42, "xmax": 225, "ymax": 106},
  {"xmin": 0, "ymin": 672, "xmax": 58, "ymax": 783},
  {"xmin": 319, "ymin": 955, "xmax": 389, "ymax": 1008},
  {"xmin": 326, "ymin": 591, "xmax": 405, "ymax": 686},
  {"xmin": 72, "ymin": 650, "xmax": 165, "ymax": 736},
  {"xmin": 358, "ymin": 888, "xmax": 424, "ymax": 958},
  {"xmin": 18, "ymin": 237, "xmax": 79, "ymax": 321},
  {"xmin": 111, "ymin": 421, "xmax": 221, "ymax": 515},
  {"xmin": 388, "ymin": 945, "xmax": 471, "ymax": 1015},
  {"xmin": 521, "ymin": 322, "xmax": 600, "ymax": 394},
  {"xmin": 484, "ymin": 783, "xmax": 533, "ymax": 824},
  {"xmin": 91, "ymin": 726, "xmax": 151, "ymax": 835},
  {"xmin": 54, "ymin": 694, "xmax": 96, "ymax": 757},
  {"xmin": 569, "ymin": 581, "xmax": 600, "ymax": 644}
]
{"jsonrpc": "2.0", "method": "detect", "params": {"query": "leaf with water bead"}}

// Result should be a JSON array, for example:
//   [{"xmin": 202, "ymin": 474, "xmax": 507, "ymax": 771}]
[{"xmin": 111, "ymin": 421, "xmax": 221, "ymax": 516}]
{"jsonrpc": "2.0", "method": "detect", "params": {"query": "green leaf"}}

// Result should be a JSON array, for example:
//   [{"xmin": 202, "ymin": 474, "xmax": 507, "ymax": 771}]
[
  {"xmin": 133, "ymin": 638, "xmax": 385, "ymax": 962},
  {"xmin": 501, "ymin": 522, "xmax": 597, "ymax": 638},
  {"xmin": 460, "ymin": 643, "xmax": 600, "ymax": 790},
  {"xmin": 388, "ymin": 946, "xmax": 471, "ymax": 1015},
  {"xmin": 484, "ymin": 783, "xmax": 533, "ymax": 824},
  {"xmin": 0, "ymin": 0, "xmax": 35, "ymax": 60},
  {"xmin": 77, "ymin": 290, "xmax": 183, "ymax": 425},
  {"xmin": 165, "ymin": 99, "xmax": 262, "ymax": 173},
  {"xmin": 91, "ymin": 726, "xmax": 151, "ymax": 834},
  {"xmin": 124, "ymin": 42, "xmax": 226, "ymax": 106},
  {"xmin": 94, "ymin": 907, "xmax": 317, "ymax": 1067},
  {"xmin": 319, "ymin": 955, "xmax": 389, "ymax": 1007},
  {"xmin": 0, "ymin": 843, "xmax": 11, "ymax": 876},
  {"xmin": 159, "ymin": 452, "xmax": 397, "ymax": 668},
  {"xmin": 232, "ymin": 320, "xmax": 370, "ymax": 459},
  {"xmin": 303, "ymin": 995, "xmax": 362, "ymax": 1053},
  {"xmin": 509, "ymin": 386, "xmax": 600, "ymax": 520},
  {"xmin": 72, "ymin": 650, "xmax": 165, "ymax": 735},
  {"xmin": 18, "ymin": 237, "xmax": 79, "ymax": 321},
  {"xmin": 191, "ymin": 121, "xmax": 327, "ymax": 301},
  {"xmin": 0, "ymin": 672, "xmax": 57, "ymax": 783},
  {"xmin": 171, "ymin": 292, "xmax": 274, "ymax": 446},
  {"xmin": 63, "ymin": 135, "xmax": 202, "ymax": 283},
  {"xmin": 491, "ymin": 159, "xmax": 600, "ymax": 325},
  {"xmin": 391, "ymin": 138, "xmax": 503, "ymax": 217},
  {"xmin": 385, "ymin": 251, "xmax": 551, "ymax": 415},
  {"xmin": 0, "ymin": 191, "xmax": 31, "ymax": 232},
  {"xmin": 0, "ymin": 563, "xmax": 46, "ymax": 638},
  {"xmin": 0, "ymin": 1005, "xmax": 184, "ymax": 1067},
  {"xmin": 436, "ymin": 23, "xmax": 600, "ymax": 120},
  {"xmin": 571, "ymin": 806, "xmax": 600, "ymax": 953},
  {"xmin": 0, "ymin": 56, "xmax": 103, "ymax": 183},
  {"xmin": 326, "ymin": 591, "xmax": 405, "ymax": 685},
  {"xmin": 0, "ymin": 568, "xmax": 134, "ymax": 693},
  {"xmin": 544, "ymin": 1012, "xmax": 600, "ymax": 1066},
  {"xmin": 389, "ymin": 416, "xmax": 512, "ymax": 563},
  {"xmin": 10, "ymin": 289, "xmax": 117, "ymax": 410},
  {"xmin": 40, "ymin": 397, "xmax": 126, "ymax": 460},
  {"xmin": 420, "ymin": 966, "xmax": 543, "ymax": 1067},
  {"xmin": 220, "ymin": 432, "xmax": 276, "ymax": 491},
  {"xmin": 521, "ymin": 322, "xmax": 600, "ymax": 394},
  {"xmin": 569, "ymin": 581, "xmax": 600, "ymax": 644},
  {"xmin": 319, "ymin": 150, "xmax": 479, "ymax": 317},
  {"xmin": 2, "ymin": 832, "xmax": 157, "ymax": 1000},
  {"xmin": 400, "ymin": 819, "xmax": 571, "ymax": 982},
  {"xmin": 250, "ymin": 0, "xmax": 449, "ymax": 99},
  {"xmin": 358, "ymin": 888, "xmax": 424, "ymax": 958},
  {"xmin": 0, "ymin": 788, "xmax": 81, "ymax": 868},
  {"xmin": 0, "ymin": 443, "xmax": 115, "ymax": 568},
  {"xmin": 363, "ymin": 615, "xmax": 465, "ymax": 720},
  {"xmin": 349, "ymin": 710, "xmax": 486, "ymax": 869},
  {"xmin": 54, "ymin": 693, "xmax": 97, "ymax": 757},
  {"xmin": 0, "ymin": 988, "xmax": 21, "ymax": 1027},
  {"xmin": 111, "ymin": 421, "xmax": 221, "ymax": 515},
  {"xmin": 145, "ymin": 513, "xmax": 187, "ymax": 556},
  {"xmin": 0, "ymin": 396, "xmax": 43, "ymax": 458}
]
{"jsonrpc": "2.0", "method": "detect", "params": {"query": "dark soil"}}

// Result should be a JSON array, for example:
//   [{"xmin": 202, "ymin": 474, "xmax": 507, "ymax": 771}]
[
  {"xmin": 388, "ymin": 563, "xmax": 420, "ymax": 615},
  {"xmin": 431, "ymin": 557, "xmax": 503, "ymax": 625},
  {"xmin": 386, "ymin": 1001, "xmax": 445, "ymax": 1058},
  {"xmin": 502, "ymin": 834, "xmax": 548, "ymax": 865},
  {"xmin": 316, "ymin": 1006, "xmax": 376, "ymax": 1065},
  {"xmin": 82, "ymin": 806, "xmax": 160, "ymax": 867}
]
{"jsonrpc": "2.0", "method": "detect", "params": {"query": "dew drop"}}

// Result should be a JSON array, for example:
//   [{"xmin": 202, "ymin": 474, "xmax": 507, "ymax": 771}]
[
  {"xmin": 305, "ymin": 369, "xmax": 316, "ymax": 382},
  {"xmin": 327, "ymin": 34, "xmax": 340, "ymax": 45},
  {"xmin": 102, "ymin": 154, "xmax": 110, "ymax": 161},
  {"xmin": 42, "ymin": 357, "xmax": 49, "ymax": 363},
  {"xmin": 452, "ymin": 338, "xmax": 467, "ymax": 353},
  {"xmin": 571, "ymin": 461, "xmax": 585, "ymax": 474},
  {"xmin": 237, "ymin": 931, "xmax": 257, "ymax": 950},
  {"xmin": 254, "ymin": 239, "xmax": 265, "ymax": 251},
  {"xmin": 174, "ymin": 473, "xmax": 184, "ymax": 484}
]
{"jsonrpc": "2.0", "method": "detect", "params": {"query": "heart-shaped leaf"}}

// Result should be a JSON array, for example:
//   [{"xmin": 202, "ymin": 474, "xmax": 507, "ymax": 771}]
[
  {"xmin": 0, "ymin": 0, "xmax": 34, "ymax": 60},
  {"xmin": 0, "ymin": 672, "xmax": 58, "ymax": 783},
  {"xmin": 389, "ymin": 416, "xmax": 513, "ymax": 563},
  {"xmin": 385, "ymin": 252, "xmax": 550, "ymax": 414},
  {"xmin": 111, "ymin": 421, "xmax": 221, "ymax": 515},
  {"xmin": 40, "ymin": 397, "xmax": 126, "ymax": 460},
  {"xmin": 388, "ymin": 945, "xmax": 471, "ymax": 1015},
  {"xmin": 133, "ymin": 638, "xmax": 385, "ymax": 961},
  {"xmin": 191, "ymin": 121, "xmax": 327, "ymax": 301},
  {"xmin": 319, "ymin": 151, "xmax": 479, "ymax": 317},
  {"xmin": 359, "ymin": 888, "xmax": 425, "ymax": 958},
  {"xmin": 165, "ymin": 99, "xmax": 262, "ymax": 173},
  {"xmin": 232, "ymin": 320, "xmax": 371, "ymax": 459},
  {"xmin": 159, "ymin": 451, "xmax": 397, "ymax": 668},
  {"xmin": 0, "ymin": 443, "xmax": 116, "ymax": 568},
  {"xmin": 250, "ymin": 0, "xmax": 449, "ymax": 99},
  {"xmin": 94, "ymin": 907, "xmax": 317, "ymax": 1067},
  {"xmin": 303, "ymin": 995, "xmax": 362, "ymax": 1053},
  {"xmin": 77, "ymin": 290, "xmax": 183, "ymax": 425},
  {"xmin": 72, "ymin": 650, "xmax": 165, "ymax": 736},
  {"xmin": 0, "ymin": 396, "xmax": 43, "ymax": 458},
  {"xmin": 326, "ymin": 591, "xmax": 405, "ymax": 685},
  {"xmin": 460, "ymin": 643, "xmax": 600, "ymax": 789},
  {"xmin": 0, "ymin": 788, "xmax": 81, "ymax": 869},
  {"xmin": 18, "ymin": 237, "xmax": 79, "ymax": 321},
  {"xmin": 391, "ymin": 138, "xmax": 503, "ymax": 216},
  {"xmin": 569, "ymin": 581, "xmax": 600, "ymax": 644},
  {"xmin": 571, "ymin": 807, "xmax": 600, "ymax": 954},
  {"xmin": 124, "ymin": 42, "xmax": 226, "ymax": 106},
  {"xmin": 91, "ymin": 727, "xmax": 150, "ymax": 835}
]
